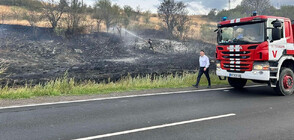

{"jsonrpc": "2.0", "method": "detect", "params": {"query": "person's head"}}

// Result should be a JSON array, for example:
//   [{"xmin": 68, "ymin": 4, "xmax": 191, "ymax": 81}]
[
  {"xmin": 200, "ymin": 50, "xmax": 205, "ymax": 56},
  {"xmin": 236, "ymin": 28, "xmax": 244, "ymax": 34}
]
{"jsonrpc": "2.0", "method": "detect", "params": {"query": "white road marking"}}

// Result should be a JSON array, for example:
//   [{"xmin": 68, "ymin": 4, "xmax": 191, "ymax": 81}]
[
  {"xmin": 0, "ymin": 85, "xmax": 265, "ymax": 110},
  {"xmin": 73, "ymin": 113, "xmax": 236, "ymax": 140}
]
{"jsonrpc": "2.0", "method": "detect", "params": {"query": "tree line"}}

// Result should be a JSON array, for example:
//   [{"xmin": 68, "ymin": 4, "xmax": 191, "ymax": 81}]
[
  {"xmin": 207, "ymin": 0, "xmax": 294, "ymax": 21},
  {"xmin": 0, "ymin": 0, "xmax": 191, "ymax": 40}
]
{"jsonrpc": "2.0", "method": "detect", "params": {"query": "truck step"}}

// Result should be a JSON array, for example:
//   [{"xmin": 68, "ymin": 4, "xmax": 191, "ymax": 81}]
[
  {"xmin": 270, "ymin": 79, "xmax": 277, "ymax": 88},
  {"xmin": 270, "ymin": 84, "xmax": 277, "ymax": 88}
]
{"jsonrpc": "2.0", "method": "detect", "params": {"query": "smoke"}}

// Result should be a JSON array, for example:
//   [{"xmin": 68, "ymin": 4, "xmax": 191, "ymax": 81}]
[{"xmin": 122, "ymin": 28, "xmax": 146, "ymax": 41}]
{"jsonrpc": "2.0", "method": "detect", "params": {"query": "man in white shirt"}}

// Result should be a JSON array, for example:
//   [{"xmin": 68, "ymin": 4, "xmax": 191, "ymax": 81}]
[{"xmin": 193, "ymin": 50, "xmax": 211, "ymax": 88}]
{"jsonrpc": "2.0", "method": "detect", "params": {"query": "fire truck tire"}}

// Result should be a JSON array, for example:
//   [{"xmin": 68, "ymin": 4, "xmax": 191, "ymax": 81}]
[
  {"xmin": 274, "ymin": 68, "xmax": 294, "ymax": 96},
  {"xmin": 228, "ymin": 78, "xmax": 247, "ymax": 89}
]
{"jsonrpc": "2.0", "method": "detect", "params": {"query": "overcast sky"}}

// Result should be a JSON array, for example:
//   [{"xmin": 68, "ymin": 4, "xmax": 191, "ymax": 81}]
[{"xmin": 84, "ymin": 0, "xmax": 294, "ymax": 15}]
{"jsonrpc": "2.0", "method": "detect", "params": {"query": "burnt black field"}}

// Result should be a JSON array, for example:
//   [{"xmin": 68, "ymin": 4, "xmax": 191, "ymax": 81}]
[{"xmin": 0, "ymin": 24, "xmax": 216, "ymax": 86}]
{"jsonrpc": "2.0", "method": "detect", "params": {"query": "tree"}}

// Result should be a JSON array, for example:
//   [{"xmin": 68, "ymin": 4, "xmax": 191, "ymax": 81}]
[
  {"xmin": 112, "ymin": 4, "xmax": 123, "ymax": 36},
  {"xmin": 95, "ymin": 0, "xmax": 120, "ymax": 32},
  {"xmin": 133, "ymin": 6, "xmax": 141, "ymax": 21},
  {"xmin": 121, "ymin": 14, "xmax": 130, "ymax": 29},
  {"xmin": 65, "ymin": 0, "xmax": 85, "ymax": 35},
  {"xmin": 241, "ymin": 0, "xmax": 271, "ymax": 15},
  {"xmin": 207, "ymin": 8, "xmax": 217, "ymax": 20},
  {"xmin": 41, "ymin": 0, "xmax": 67, "ymax": 30},
  {"xmin": 176, "ymin": 10, "xmax": 190, "ymax": 40},
  {"xmin": 158, "ymin": 0, "xmax": 188, "ymax": 38},
  {"xmin": 92, "ymin": 6, "xmax": 103, "ymax": 32},
  {"xmin": 123, "ymin": 5, "xmax": 134, "ymax": 18},
  {"xmin": 212, "ymin": 5, "xmax": 247, "ymax": 22},
  {"xmin": 275, "ymin": 5, "xmax": 294, "ymax": 20}
]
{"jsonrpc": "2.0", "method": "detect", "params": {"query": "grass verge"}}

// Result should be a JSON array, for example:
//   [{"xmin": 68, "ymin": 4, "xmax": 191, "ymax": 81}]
[{"xmin": 0, "ymin": 72, "xmax": 228, "ymax": 99}]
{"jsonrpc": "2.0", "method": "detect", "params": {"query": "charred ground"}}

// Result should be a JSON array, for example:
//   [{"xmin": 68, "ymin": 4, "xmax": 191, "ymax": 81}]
[{"xmin": 0, "ymin": 24, "xmax": 215, "ymax": 86}]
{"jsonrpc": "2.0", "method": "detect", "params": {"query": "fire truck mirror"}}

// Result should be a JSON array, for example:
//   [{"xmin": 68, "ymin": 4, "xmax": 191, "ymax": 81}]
[
  {"xmin": 272, "ymin": 28, "xmax": 282, "ymax": 41},
  {"xmin": 272, "ymin": 20, "xmax": 282, "ymax": 28},
  {"xmin": 271, "ymin": 19, "xmax": 283, "ymax": 41}
]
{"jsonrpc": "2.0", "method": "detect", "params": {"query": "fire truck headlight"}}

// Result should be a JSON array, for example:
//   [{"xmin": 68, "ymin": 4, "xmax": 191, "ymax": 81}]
[
  {"xmin": 253, "ymin": 62, "xmax": 269, "ymax": 70},
  {"xmin": 253, "ymin": 65, "xmax": 263, "ymax": 70},
  {"xmin": 216, "ymin": 63, "xmax": 221, "ymax": 69}
]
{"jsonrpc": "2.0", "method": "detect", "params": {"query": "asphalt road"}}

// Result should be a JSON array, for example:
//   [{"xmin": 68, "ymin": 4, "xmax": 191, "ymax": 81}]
[{"xmin": 2, "ymin": 86, "xmax": 294, "ymax": 140}]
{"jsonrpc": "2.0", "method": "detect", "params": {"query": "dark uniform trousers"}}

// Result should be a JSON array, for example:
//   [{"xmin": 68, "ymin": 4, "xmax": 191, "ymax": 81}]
[{"xmin": 195, "ymin": 67, "xmax": 211, "ymax": 86}]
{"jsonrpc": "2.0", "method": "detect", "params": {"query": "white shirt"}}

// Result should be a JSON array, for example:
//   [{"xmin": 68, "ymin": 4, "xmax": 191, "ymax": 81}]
[{"xmin": 199, "ymin": 55, "xmax": 210, "ymax": 68}]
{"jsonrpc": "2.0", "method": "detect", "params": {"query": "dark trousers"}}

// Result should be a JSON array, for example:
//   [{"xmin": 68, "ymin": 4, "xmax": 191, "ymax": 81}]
[
  {"xmin": 195, "ymin": 67, "xmax": 211, "ymax": 86},
  {"xmin": 149, "ymin": 44, "xmax": 154, "ymax": 51}
]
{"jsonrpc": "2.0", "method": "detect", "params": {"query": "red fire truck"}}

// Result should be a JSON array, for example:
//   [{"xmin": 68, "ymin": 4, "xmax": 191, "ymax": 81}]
[{"xmin": 216, "ymin": 13, "xmax": 294, "ymax": 95}]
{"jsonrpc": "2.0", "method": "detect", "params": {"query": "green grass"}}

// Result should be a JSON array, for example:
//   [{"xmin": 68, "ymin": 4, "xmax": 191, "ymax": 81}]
[{"xmin": 0, "ymin": 72, "xmax": 228, "ymax": 99}]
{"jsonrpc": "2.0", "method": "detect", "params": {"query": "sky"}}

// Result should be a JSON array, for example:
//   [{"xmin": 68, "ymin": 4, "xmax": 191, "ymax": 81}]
[{"xmin": 84, "ymin": 0, "xmax": 294, "ymax": 15}]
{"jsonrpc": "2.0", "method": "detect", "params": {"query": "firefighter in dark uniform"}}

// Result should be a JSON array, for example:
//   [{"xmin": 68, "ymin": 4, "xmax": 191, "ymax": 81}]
[{"xmin": 147, "ymin": 39, "xmax": 154, "ymax": 51}]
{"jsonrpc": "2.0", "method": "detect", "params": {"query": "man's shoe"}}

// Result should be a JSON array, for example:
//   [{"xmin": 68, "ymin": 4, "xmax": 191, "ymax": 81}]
[
  {"xmin": 192, "ymin": 85, "xmax": 199, "ymax": 88},
  {"xmin": 207, "ymin": 86, "xmax": 211, "ymax": 88}
]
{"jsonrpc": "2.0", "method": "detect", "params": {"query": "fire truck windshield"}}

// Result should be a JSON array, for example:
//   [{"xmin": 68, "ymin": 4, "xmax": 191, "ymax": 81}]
[{"xmin": 218, "ymin": 22, "xmax": 265, "ymax": 45}]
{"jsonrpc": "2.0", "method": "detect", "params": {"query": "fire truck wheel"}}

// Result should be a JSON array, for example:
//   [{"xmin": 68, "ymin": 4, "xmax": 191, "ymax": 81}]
[
  {"xmin": 228, "ymin": 77, "xmax": 247, "ymax": 89},
  {"xmin": 274, "ymin": 68, "xmax": 294, "ymax": 96}
]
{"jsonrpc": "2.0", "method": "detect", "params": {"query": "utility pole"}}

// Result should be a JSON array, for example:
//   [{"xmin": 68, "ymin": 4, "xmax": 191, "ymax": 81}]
[{"xmin": 229, "ymin": 0, "xmax": 231, "ymax": 10}]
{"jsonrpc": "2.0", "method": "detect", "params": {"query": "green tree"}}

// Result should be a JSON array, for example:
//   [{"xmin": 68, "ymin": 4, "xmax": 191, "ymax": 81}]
[
  {"xmin": 275, "ymin": 5, "xmax": 294, "ymax": 20},
  {"xmin": 207, "ymin": 8, "xmax": 217, "ymax": 20},
  {"xmin": 123, "ymin": 5, "xmax": 134, "ymax": 18},
  {"xmin": 241, "ymin": 0, "xmax": 271, "ymax": 15},
  {"xmin": 95, "ymin": 0, "xmax": 120, "ymax": 32},
  {"xmin": 214, "ymin": 6, "xmax": 247, "ymax": 21}
]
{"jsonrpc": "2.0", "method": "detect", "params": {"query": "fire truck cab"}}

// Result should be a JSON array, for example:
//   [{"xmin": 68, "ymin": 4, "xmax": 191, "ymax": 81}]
[{"xmin": 216, "ymin": 13, "xmax": 294, "ymax": 95}]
